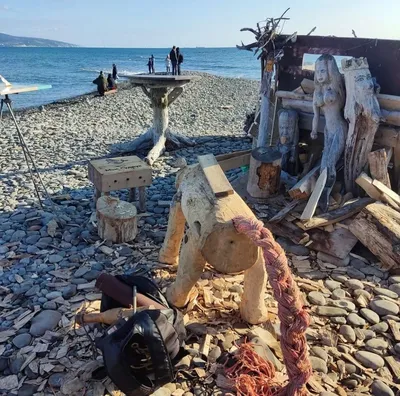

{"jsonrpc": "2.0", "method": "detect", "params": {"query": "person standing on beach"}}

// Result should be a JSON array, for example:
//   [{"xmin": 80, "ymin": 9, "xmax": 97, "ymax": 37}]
[
  {"xmin": 177, "ymin": 47, "xmax": 184, "ymax": 75},
  {"xmin": 165, "ymin": 55, "xmax": 171, "ymax": 74},
  {"xmin": 150, "ymin": 54, "xmax": 155, "ymax": 73},
  {"xmin": 147, "ymin": 57, "xmax": 152, "ymax": 74},
  {"xmin": 169, "ymin": 46, "xmax": 178, "ymax": 75},
  {"xmin": 112, "ymin": 64, "xmax": 118, "ymax": 80},
  {"xmin": 93, "ymin": 71, "xmax": 107, "ymax": 96}
]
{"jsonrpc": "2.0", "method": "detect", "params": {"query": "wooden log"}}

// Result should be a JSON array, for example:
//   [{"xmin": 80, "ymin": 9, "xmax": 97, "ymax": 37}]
[
  {"xmin": 300, "ymin": 198, "xmax": 374, "ymax": 230},
  {"xmin": 349, "ymin": 203, "xmax": 400, "ymax": 270},
  {"xmin": 282, "ymin": 98, "xmax": 313, "ymax": 114},
  {"xmin": 342, "ymin": 58, "xmax": 381, "ymax": 194},
  {"xmin": 368, "ymin": 149, "xmax": 391, "ymax": 188},
  {"xmin": 300, "ymin": 78, "xmax": 315, "ymax": 94},
  {"xmin": 198, "ymin": 154, "xmax": 234, "ymax": 198},
  {"xmin": 394, "ymin": 147, "xmax": 400, "ymax": 194},
  {"xmin": 247, "ymin": 147, "xmax": 282, "ymax": 198},
  {"xmin": 96, "ymin": 196, "xmax": 138, "ymax": 243},
  {"xmin": 289, "ymin": 165, "xmax": 320, "ymax": 200},
  {"xmin": 382, "ymin": 109, "xmax": 400, "ymax": 127}
]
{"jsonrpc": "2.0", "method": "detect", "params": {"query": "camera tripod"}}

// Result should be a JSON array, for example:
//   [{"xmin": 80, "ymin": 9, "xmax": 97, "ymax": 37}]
[{"xmin": 0, "ymin": 94, "xmax": 55, "ymax": 211}]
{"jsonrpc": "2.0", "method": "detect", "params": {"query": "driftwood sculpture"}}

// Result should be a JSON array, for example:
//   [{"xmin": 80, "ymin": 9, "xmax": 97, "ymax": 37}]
[
  {"xmin": 312, "ymin": 54, "xmax": 348, "ymax": 212},
  {"xmin": 342, "ymin": 57, "xmax": 381, "ymax": 194},
  {"xmin": 159, "ymin": 164, "xmax": 268, "ymax": 324},
  {"xmin": 278, "ymin": 109, "xmax": 299, "ymax": 174}
]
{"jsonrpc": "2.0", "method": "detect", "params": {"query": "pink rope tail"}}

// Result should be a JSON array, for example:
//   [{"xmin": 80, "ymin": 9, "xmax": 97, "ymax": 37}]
[{"xmin": 231, "ymin": 216, "xmax": 312, "ymax": 396}]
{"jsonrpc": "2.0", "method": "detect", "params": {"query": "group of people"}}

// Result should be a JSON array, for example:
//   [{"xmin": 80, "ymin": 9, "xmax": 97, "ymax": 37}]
[
  {"xmin": 166, "ymin": 46, "xmax": 183, "ymax": 75},
  {"xmin": 147, "ymin": 47, "xmax": 184, "ymax": 76},
  {"xmin": 93, "ymin": 64, "xmax": 118, "ymax": 96}
]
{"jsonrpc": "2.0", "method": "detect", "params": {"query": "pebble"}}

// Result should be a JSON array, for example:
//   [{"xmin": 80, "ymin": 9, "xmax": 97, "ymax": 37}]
[
  {"xmin": 365, "ymin": 338, "xmax": 388, "ymax": 355},
  {"xmin": 389, "ymin": 283, "xmax": 400, "ymax": 296},
  {"xmin": 315, "ymin": 306, "xmax": 348, "ymax": 317},
  {"xmin": 354, "ymin": 351, "xmax": 385, "ymax": 369},
  {"xmin": 330, "ymin": 300, "xmax": 356, "ymax": 312},
  {"xmin": 325, "ymin": 279, "xmax": 341, "ymax": 291},
  {"xmin": 18, "ymin": 383, "xmax": 38, "ymax": 396},
  {"xmin": 208, "ymin": 346, "xmax": 221, "ymax": 363},
  {"xmin": 375, "ymin": 287, "xmax": 398, "ymax": 299},
  {"xmin": 309, "ymin": 356, "xmax": 327, "ymax": 374},
  {"xmin": 346, "ymin": 313, "xmax": 366, "ymax": 326},
  {"xmin": 48, "ymin": 254, "xmax": 63, "ymax": 263},
  {"xmin": 29, "ymin": 310, "xmax": 61, "ymax": 336},
  {"xmin": 370, "ymin": 322, "xmax": 389, "ymax": 333},
  {"xmin": 339, "ymin": 325, "xmax": 356, "ymax": 343},
  {"xmin": 46, "ymin": 291, "xmax": 62, "ymax": 300},
  {"xmin": 62, "ymin": 284, "xmax": 77, "ymax": 299},
  {"xmin": 360, "ymin": 308, "xmax": 380, "ymax": 324},
  {"xmin": 12, "ymin": 333, "xmax": 32, "ymax": 348},
  {"xmin": 394, "ymin": 343, "xmax": 400, "ymax": 355},
  {"xmin": 345, "ymin": 279, "xmax": 364, "ymax": 290},
  {"xmin": 371, "ymin": 380, "xmax": 395, "ymax": 396},
  {"xmin": 389, "ymin": 275, "xmax": 400, "ymax": 284},
  {"xmin": 310, "ymin": 346, "xmax": 328, "ymax": 362},
  {"xmin": 308, "ymin": 291, "xmax": 326, "ymax": 305},
  {"xmin": 330, "ymin": 317, "xmax": 346, "ymax": 325},
  {"xmin": 346, "ymin": 267, "xmax": 366, "ymax": 279},
  {"xmin": 370, "ymin": 299, "xmax": 399, "ymax": 316},
  {"xmin": 331, "ymin": 288, "xmax": 346, "ymax": 300}
]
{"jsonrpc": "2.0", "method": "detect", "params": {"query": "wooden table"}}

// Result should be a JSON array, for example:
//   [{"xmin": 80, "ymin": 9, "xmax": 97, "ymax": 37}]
[{"xmin": 114, "ymin": 74, "xmax": 199, "ymax": 165}]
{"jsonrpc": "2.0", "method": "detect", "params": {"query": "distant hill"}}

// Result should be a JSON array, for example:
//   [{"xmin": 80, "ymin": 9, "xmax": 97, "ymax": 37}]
[{"xmin": 0, "ymin": 33, "xmax": 77, "ymax": 48}]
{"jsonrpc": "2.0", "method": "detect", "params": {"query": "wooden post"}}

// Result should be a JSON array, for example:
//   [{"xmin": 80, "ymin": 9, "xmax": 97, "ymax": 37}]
[
  {"xmin": 129, "ymin": 187, "xmax": 136, "ymax": 203},
  {"xmin": 247, "ymin": 147, "xmax": 282, "ymax": 198},
  {"xmin": 342, "ymin": 57, "xmax": 381, "ymax": 194},
  {"xmin": 96, "ymin": 196, "xmax": 138, "ymax": 243}
]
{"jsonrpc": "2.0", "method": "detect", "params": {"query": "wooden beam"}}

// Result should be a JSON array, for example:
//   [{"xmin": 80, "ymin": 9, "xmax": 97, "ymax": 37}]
[
  {"xmin": 368, "ymin": 149, "xmax": 391, "ymax": 188},
  {"xmin": 372, "ymin": 179, "xmax": 400, "ymax": 205},
  {"xmin": 216, "ymin": 150, "xmax": 251, "ymax": 172},
  {"xmin": 198, "ymin": 154, "xmax": 234, "ymax": 198},
  {"xmin": 300, "ymin": 169, "xmax": 327, "ymax": 220},
  {"xmin": 301, "ymin": 198, "xmax": 374, "ymax": 230},
  {"xmin": 349, "ymin": 203, "xmax": 400, "ymax": 270}
]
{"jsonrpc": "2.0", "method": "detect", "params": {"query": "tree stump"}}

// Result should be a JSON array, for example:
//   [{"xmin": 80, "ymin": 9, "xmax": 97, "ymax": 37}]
[
  {"xmin": 342, "ymin": 57, "xmax": 381, "ymax": 194},
  {"xmin": 96, "ymin": 196, "xmax": 138, "ymax": 243},
  {"xmin": 159, "ymin": 164, "xmax": 268, "ymax": 324},
  {"xmin": 247, "ymin": 146, "xmax": 282, "ymax": 198}
]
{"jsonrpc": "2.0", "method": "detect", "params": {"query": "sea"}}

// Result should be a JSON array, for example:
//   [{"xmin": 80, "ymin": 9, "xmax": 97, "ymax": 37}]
[{"xmin": 0, "ymin": 47, "xmax": 260, "ymax": 109}]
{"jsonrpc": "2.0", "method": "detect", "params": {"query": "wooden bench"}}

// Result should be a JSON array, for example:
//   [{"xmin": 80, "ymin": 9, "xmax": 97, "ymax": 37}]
[{"xmin": 88, "ymin": 156, "xmax": 152, "ymax": 212}]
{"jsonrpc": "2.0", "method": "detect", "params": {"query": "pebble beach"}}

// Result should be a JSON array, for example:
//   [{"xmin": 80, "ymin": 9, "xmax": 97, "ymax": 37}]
[{"xmin": 1, "ymin": 73, "xmax": 400, "ymax": 396}]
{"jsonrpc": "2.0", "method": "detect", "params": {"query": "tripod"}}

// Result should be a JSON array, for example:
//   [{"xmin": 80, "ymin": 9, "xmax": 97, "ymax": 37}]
[{"xmin": 0, "ymin": 94, "xmax": 55, "ymax": 211}]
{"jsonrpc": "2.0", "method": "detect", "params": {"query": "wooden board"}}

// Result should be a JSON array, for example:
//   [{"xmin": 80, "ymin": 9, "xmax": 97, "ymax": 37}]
[
  {"xmin": 88, "ymin": 156, "xmax": 152, "ymax": 192},
  {"xmin": 372, "ymin": 179, "xmax": 400, "ymax": 205},
  {"xmin": 216, "ymin": 150, "xmax": 251, "ymax": 172},
  {"xmin": 309, "ymin": 226, "xmax": 358, "ymax": 259},
  {"xmin": 301, "ymin": 198, "xmax": 374, "ymax": 230},
  {"xmin": 266, "ymin": 220, "xmax": 310, "ymax": 245},
  {"xmin": 301, "ymin": 169, "xmax": 327, "ymax": 220},
  {"xmin": 368, "ymin": 149, "xmax": 391, "ymax": 188},
  {"xmin": 356, "ymin": 173, "xmax": 382, "ymax": 200},
  {"xmin": 198, "ymin": 154, "xmax": 234, "ymax": 198},
  {"xmin": 289, "ymin": 165, "xmax": 320, "ymax": 200},
  {"xmin": 349, "ymin": 203, "xmax": 400, "ymax": 270}
]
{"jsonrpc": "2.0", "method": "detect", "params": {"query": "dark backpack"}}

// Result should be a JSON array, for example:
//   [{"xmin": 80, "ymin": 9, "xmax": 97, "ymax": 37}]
[{"xmin": 95, "ymin": 275, "xmax": 186, "ymax": 396}]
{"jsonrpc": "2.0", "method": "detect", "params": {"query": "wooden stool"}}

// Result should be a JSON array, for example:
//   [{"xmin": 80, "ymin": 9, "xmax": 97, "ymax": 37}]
[{"xmin": 88, "ymin": 156, "xmax": 152, "ymax": 212}]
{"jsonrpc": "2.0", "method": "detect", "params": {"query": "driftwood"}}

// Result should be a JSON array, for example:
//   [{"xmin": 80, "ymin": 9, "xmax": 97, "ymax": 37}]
[
  {"xmin": 247, "ymin": 147, "xmax": 282, "ymax": 198},
  {"xmin": 312, "ymin": 54, "xmax": 348, "ymax": 212},
  {"xmin": 368, "ymin": 148, "xmax": 391, "ymax": 188},
  {"xmin": 342, "ymin": 57, "xmax": 381, "ymax": 194},
  {"xmin": 159, "ymin": 164, "xmax": 268, "ymax": 324},
  {"xmin": 349, "ymin": 203, "xmax": 400, "ymax": 270},
  {"xmin": 289, "ymin": 165, "xmax": 320, "ymax": 200},
  {"xmin": 96, "ymin": 196, "xmax": 138, "ymax": 243},
  {"xmin": 277, "ymin": 109, "xmax": 299, "ymax": 173}
]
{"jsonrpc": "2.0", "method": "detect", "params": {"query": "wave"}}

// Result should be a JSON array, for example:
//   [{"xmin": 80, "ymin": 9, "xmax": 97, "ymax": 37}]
[{"xmin": 79, "ymin": 68, "xmax": 144, "ymax": 76}]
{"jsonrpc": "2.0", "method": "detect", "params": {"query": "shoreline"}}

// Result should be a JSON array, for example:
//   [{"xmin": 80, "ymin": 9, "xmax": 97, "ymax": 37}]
[{"xmin": 5, "ymin": 71, "xmax": 259, "ymax": 115}]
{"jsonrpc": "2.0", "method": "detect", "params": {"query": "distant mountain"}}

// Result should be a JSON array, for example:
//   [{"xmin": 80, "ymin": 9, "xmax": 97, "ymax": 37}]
[{"xmin": 0, "ymin": 33, "xmax": 77, "ymax": 48}]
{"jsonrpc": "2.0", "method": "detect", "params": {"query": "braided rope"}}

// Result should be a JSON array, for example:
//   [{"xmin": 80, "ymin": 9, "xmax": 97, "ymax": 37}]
[{"xmin": 231, "ymin": 216, "xmax": 312, "ymax": 396}]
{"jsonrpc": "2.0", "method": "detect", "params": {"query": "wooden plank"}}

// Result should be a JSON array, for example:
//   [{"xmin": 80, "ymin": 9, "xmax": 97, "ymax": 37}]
[
  {"xmin": 349, "ymin": 203, "xmax": 400, "ymax": 270},
  {"xmin": 372, "ymin": 179, "xmax": 400, "ymax": 205},
  {"xmin": 266, "ymin": 220, "xmax": 310, "ymax": 245},
  {"xmin": 301, "ymin": 198, "xmax": 374, "ymax": 230},
  {"xmin": 289, "ymin": 165, "xmax": 320, "ymax": 200},
  {"xmin": 217, "ymin": 151, "xmax": 251, "ymax": 172},
  {"xmin": 269, "ymin": 200, "xmax": 300, "ymax": 223},
  {"xmin": 88, "ymin": 156, "xmax": 152, "ymax": 192},
  {"xmin": 356, "ymin": 173, "xmax": 382, "ymax": 200},
  {"xmin": 309, "ymin": 226, "xmax": 358, "ymax": 259},
  {"xmin": 300, "ymin": 168, "xmax": 327, "ymax": 220},
  {"xmin": 368, "ymin": 149, "xmax": 391, "ymax": 188},
  {"xmin": 198, "ymin": 154, "xmax": 234, "ymax": 198}
]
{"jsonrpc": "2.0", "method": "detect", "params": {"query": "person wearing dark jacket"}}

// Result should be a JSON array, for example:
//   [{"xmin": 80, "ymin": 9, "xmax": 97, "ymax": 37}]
[
  {"xmin": 107, "ymin": 74, "xmax": 116, "ymax": 90},
  {"xmin": 169, "ymin": 46, "xmax": 178, "ymax": 75},
  {"xmin": 177, "ymin": 47, "xmax": 184, "ymax": 75},
  {"xmin": 93, "ymin": 71, "xmax": 107, "ymax": 96},
  {"xmin": 112, "ymin": 64, "xmax": 118, "ymax": 80}
]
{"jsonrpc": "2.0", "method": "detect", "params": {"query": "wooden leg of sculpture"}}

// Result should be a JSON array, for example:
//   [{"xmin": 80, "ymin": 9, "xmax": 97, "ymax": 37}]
[
  {"xmin": 166, "ymin": 231, "xmax": 206, "ymax": 307},
  {"xmin": 240, "ymin": 248, "xmax": 269, "ymax": 324},
  {"xmin": 159, "ymin": 193, "xmax": 186, "ymax": 265}
]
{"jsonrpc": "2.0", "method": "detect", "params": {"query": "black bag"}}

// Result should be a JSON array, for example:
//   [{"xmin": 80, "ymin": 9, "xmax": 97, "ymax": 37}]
[{"xmin": 95, "ymin": 275, "xmax": 186, "ymax": 396}]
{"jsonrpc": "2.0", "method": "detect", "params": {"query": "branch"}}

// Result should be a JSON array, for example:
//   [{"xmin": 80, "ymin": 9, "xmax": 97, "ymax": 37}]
[
  {"xmin": 236, "ymin": 41, "xmax": 259, "ymax": 52},
  {"xmin": 306, "ymin": 27, "xmax": 317, "ymax": 36},
  {"xmin": 240, "ymin": 27, "xmax": 261, "ymax": 38}
]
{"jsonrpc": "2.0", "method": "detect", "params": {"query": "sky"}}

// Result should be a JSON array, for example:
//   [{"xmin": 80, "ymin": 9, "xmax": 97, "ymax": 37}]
[{"xmin": 0, "ymin": 0, "xmax": 399, "ymax": 47}]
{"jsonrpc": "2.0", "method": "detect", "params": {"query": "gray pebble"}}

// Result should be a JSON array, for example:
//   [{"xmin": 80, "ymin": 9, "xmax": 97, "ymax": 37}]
[
  {"xmin": 347, "ymin": 313, "xmax": 366, "ymax": 326},
  {"xmin": 48, "ymin": 373, "xmax": 66, "ymax": 389},
  {"xmin": 370, "ymin": 299, "xmax": 399, "ymax": 316},
  {"xmin": 370, "ymin": 322, "xmax": 389, "ymax": 334},
  {"xmin": 46, "ymin": 291, "xmax": 62, "ymax": 300},
  {"xmin": 360, "ymin": 308, "xmax": 380, "ymax": 325},
  {"xmin": 371, "ymin": 380, "xmax": 394, "ymax": 396},
  {"xmin": 365, "ymin": 338, "xmax": 388, "ymax": 355},
  {"xmin": 29, "ymin": 310, "xmax": 61, "ymax": 337},
  {"xmin": 12, "ymin": 333, "xmax": 32, "ymax": 349},
  {"xmin": 316, "ymin": 306, "xmax": 348, "ymax": 317},
  {"xmin": 325, "ymin": 280, "xmax": 341, "ymax": 291},
  {"xmin": 308, "ymin": 291, "xmax": 326, "ymax": 306},
  {"xmin": 375, "ymin": 287, "xmax": 398, "ymax": 299},
  {"xmin": 62, "ymin": 284, "xmax": 77, "ymax": 299},
  {"xmin": 339, "ymin": 325, "xmax": 356, "ymax": 343},
  {"xmin": 389, "ymin": 283, "xmax": 400, "ymax": 296},
  {"xmin": 48, "ymin": 254, "xmax": 63, "ymax": 264},
  {"xmin": 331, "ymin": 288, "xmax": 346, "ymax": 300},
  {"xmin": 354, "ymin": 351, "xmax": 385, "ymax": 369},
  {"xmin": 311, "ymin": 346, "xmax": 328, "ymax": 362},
  {"xmin": 310, "ymin": 356, "xmax": 327, "ymax": 374},
  {"xmin": 345, "ymin": 279, "xmax": 364, "ymax": 290}
]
